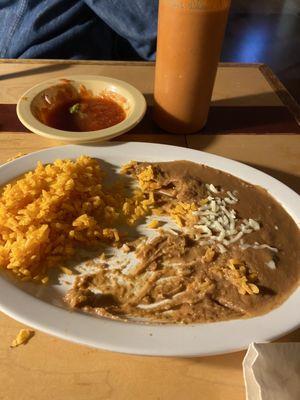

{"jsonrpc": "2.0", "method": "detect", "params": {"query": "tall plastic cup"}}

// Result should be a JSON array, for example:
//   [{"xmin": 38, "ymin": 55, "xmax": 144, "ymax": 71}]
[{"xmin": 153, "ymin": 0, "xmax": 231, "ymax": 133}]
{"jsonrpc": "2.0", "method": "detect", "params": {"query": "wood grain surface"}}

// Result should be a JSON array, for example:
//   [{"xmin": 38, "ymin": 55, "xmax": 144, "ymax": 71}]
[
  {"xmin": 2, "ymin": 104, "xmax": 300, "ymax": 134},
  {"xmin": 0, "ymin": 60, "xmax": 299, "ymax": 400}
]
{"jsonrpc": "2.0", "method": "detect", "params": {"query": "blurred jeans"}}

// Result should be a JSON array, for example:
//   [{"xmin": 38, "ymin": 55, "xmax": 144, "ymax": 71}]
[{"xmin": 0, "ymin": 0, "xmax": 158, "ymax": 60}]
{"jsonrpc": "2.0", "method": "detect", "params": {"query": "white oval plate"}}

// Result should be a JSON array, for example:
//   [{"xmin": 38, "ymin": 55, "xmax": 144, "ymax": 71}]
[{"xmin": 0, "ymin": 143, "xmax": 299, "ymax": 357}]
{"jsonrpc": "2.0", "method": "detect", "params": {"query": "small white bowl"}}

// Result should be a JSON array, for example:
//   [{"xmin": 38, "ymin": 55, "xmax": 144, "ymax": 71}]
[{"xmin": 17, "ymin": 75, "xmax": 147, "ymax": 143}]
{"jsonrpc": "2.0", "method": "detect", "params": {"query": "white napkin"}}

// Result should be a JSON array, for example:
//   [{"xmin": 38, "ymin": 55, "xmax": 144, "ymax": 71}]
[{"xmin": 243, "ymin": 343, "xmax": 300, "ymax": 400}]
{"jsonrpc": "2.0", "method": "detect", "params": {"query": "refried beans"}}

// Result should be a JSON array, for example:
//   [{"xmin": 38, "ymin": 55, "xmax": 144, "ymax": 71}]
[{"xmin": 65, "ymin": 161, "xmax": 300, "ymax": 324}]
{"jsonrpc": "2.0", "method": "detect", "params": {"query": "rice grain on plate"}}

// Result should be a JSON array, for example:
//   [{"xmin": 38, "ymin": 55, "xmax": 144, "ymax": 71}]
[{"xmin": 0, "ymin": 156, "xmax": 121, "ymax": 281}]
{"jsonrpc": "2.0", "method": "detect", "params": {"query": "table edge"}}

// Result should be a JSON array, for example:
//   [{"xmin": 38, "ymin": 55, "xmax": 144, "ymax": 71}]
[
  {"xmin": 259, "ymin": 64, "xmax": 300, "ymax": 126},
  {"xmin": 0, "ymin": 58, "xmax": 264, "ymax": 67}
]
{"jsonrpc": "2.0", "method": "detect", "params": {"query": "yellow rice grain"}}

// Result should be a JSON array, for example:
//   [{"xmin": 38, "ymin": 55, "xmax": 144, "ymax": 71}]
[
  {"xmin": 10, "ymin": 329, "xmax": 34, "ymax": 348},
  {"xmin": 201, "ymin": 247, "xmax": 216, "ymax": 263},
  {"xmin": 60, "ymin": 266, "xmax": 73, "ymax": 275},
  {"xmin": 147, "ymin": 220, "xmax": 161, "ymax": 229},
  {"xmin": 0, "ymin": 156, "xmax": 121, "ymax": 281}
]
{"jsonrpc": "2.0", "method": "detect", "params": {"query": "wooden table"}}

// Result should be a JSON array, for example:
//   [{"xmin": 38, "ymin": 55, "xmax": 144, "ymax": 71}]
[{"xmin": 0, "ymin": 59, "xmax": 299, "ymax": 400}]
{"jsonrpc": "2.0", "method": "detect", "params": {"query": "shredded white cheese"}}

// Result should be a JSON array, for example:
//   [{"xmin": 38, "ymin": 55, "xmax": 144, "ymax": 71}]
[
  {"xmin": 240, "ymin": 241, "xmax": 278, "ymax": 253},
  {"xmin": 265, "ymin": 260, "xmax": 276, "ymax": 270},
  {"xmin": 192, "ymin": 191, "xmax": 261, "ymax": 252},
  {"xmin": 206, "ymin": 183, "xmax": 219, "ymax": 194}
]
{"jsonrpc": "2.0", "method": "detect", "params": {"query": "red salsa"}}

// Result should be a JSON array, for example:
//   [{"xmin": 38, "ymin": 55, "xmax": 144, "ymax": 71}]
[{"xmin": 36, "ymin": 83, "xmax": 126, "ymax": 132}]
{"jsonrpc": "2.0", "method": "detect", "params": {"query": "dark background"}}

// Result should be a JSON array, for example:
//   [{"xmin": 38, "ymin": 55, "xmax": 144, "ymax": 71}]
[{"xmin": 223, "ymin": 0, "xmax": 300, "ymax": 102}]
